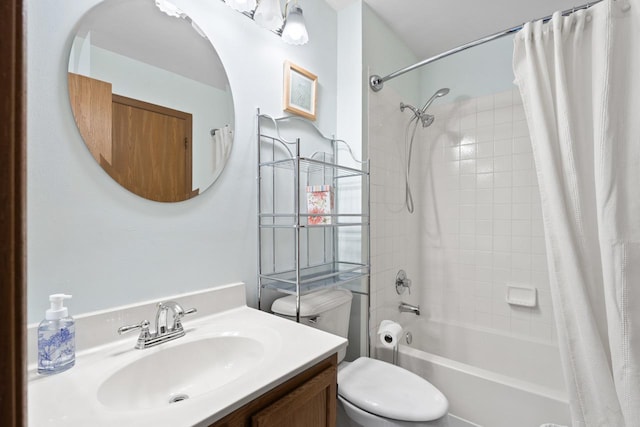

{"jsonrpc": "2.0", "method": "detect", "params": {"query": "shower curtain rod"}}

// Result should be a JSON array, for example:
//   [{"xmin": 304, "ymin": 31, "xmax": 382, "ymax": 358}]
[{"xmin": 369, "ymin": 0, "xmax": 604, "ymax": 92}]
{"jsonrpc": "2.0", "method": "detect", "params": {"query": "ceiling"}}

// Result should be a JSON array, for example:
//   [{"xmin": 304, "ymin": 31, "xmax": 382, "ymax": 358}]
[{"xmin": 326, "ymin": 0, "xmax": 580, "ymax": 59}]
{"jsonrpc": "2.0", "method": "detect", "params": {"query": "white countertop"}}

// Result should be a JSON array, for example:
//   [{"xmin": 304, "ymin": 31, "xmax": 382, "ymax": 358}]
[{"xmin": 28, "ymin": 284, "xmax": 347, "ymax": 426}]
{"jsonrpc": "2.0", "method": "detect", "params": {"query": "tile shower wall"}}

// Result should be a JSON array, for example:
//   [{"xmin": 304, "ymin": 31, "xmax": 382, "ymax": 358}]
[{"xmin": 368, "ymin": 86, "xmax": 557, "ymax": 346}]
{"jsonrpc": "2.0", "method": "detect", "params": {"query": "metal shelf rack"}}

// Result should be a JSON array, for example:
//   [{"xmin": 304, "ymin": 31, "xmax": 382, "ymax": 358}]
[{"xmin": 256, "ymin": 110, "xmax": 370, "ymax": 321}]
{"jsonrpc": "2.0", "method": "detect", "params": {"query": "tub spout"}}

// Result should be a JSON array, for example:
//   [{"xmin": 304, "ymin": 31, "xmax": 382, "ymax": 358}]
[{"xmin": 399, "ymin": 302, "xmax": 420, "ymax": 316}]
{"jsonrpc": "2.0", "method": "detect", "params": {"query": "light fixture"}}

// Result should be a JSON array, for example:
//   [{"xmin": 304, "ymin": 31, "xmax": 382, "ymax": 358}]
[
  {"xmin": 253, "ymin": 0, "xmax": 284, "ymax": 31},
  {"xmin": 225, "ymin": 0, "xmax": 257, "ymax": 13},
  {"xmin": 222, "ymin": 0, "xmax": 309, "ymax": 45},
  {"xmin": 154, "ymin": 0, "xmax": 208, "ymax": 39},
  {"xmin": 155, "ymin": 0, "xmax": 186, "ymax": 18},
  {"xmin": 281, "ymin": 4, "xmax": 308, "ymax": 45}
]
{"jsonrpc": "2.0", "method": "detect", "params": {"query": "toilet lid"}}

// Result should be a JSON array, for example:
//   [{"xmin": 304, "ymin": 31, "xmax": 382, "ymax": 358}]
[{"xmin": 338, "ymin": 357, "xmax": 448, "ymax": 422}]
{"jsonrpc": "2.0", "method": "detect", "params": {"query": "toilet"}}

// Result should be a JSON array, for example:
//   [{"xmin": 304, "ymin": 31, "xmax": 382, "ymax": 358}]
[{"xmin": 271, "ymin": 288, "xmax": 449, "ymax": 427}]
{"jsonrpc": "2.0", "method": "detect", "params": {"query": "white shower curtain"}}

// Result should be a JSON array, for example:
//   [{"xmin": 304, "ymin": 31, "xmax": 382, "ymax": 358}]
[{"xmin": 513, "ymin": 1, "xmax": 640, "ymax": 426}]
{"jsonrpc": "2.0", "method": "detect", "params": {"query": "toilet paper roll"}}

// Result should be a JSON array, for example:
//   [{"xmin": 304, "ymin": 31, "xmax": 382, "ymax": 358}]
[{"xmin": 378, "ymin": 320, "xmax": 402, "ymax": 348}]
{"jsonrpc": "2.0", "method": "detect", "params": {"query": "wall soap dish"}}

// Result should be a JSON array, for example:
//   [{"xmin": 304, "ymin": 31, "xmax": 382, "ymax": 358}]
[{"xmin": 505, "ymin": 285, "xmax": 537, "ymax": 307}]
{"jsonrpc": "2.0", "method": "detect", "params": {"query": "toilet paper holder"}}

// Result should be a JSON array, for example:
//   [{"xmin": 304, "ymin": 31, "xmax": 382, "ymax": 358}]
[{"xmin": 378, "ymin": 320, "xmax": 403, "ymax": 365}]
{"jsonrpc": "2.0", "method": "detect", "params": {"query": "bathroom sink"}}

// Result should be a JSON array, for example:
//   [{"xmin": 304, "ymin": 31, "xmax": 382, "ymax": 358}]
[
  {"xmin": 28, "ymin": 285, "xmax": 347, "ymax": 427},
  {"xmin": 97, "ymin": 336, "xmax": 264, "ymax": 410}
]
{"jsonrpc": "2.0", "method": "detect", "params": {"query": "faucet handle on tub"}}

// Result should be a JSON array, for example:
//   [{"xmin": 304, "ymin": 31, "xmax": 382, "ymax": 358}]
[{"xmin": 395, "ymin": 270, "xmax": 412, "ymax": 295}]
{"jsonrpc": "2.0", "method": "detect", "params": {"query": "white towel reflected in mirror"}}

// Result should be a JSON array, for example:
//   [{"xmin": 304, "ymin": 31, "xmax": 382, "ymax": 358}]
[{"xmin": 211, "ymin": 124, "xmax": 233, "ymax": 172}]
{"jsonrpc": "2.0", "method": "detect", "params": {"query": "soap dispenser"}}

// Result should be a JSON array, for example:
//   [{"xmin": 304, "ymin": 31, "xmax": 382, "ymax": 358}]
[{"xmin": 37, "ymin": 294, "xmax": 75, "ymax": 375}]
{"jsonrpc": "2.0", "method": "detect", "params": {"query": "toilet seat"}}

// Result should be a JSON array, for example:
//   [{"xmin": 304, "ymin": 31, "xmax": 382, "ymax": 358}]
[{"xmin": 338, "ymin": 357, "xmax": 448, "ymax": 422}]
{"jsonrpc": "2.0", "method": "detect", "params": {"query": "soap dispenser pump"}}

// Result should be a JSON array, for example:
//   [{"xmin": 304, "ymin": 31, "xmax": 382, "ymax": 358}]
[{"xmin": 37, "ymin": 294, "xmax": 75, "ymax": 375}]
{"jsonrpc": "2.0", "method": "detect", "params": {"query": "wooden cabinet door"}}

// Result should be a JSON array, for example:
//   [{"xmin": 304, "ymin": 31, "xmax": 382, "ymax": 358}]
[
  {"xmin": 251, "ymin": 365, "xmax": 336, "ymax": 427},
  {"xmin": 209, "ymin": 355, "xmax": 337, "ymax": 427}
]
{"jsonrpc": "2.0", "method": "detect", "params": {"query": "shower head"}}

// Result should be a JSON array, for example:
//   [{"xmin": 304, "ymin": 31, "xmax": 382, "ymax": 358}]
[
  {"xmin": 421, "ymin": 114, "xmax": 434, "ymax": 127},
  {"xmin": 401, "ymin": 87, "xmax": 449, "ymax": 128},
  {"xmin": 420, "ymin": 87, "xmax": 450, "ymax": 113}
]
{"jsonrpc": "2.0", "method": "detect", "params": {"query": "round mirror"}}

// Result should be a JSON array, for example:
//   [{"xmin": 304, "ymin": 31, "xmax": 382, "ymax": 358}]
[{"xmin": 68, "ymin": 0, "xmax": 234, "ymax": 202}]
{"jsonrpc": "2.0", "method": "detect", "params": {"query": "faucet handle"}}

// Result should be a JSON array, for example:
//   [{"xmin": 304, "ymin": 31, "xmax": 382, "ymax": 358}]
[
  {"xmin": 118, "ymin": 319, "xmax": 151, "ymax": 337},
  {"xmin": 395, "ymin": 270, "xmax": 412, "ymax": 295},
  {"xmin": 174, "ymin": 307, "xmax": 197, "ymax": 329},
  {"xmin": 118, "ymin": 320, "xmax": 152, "ymax": 350}
]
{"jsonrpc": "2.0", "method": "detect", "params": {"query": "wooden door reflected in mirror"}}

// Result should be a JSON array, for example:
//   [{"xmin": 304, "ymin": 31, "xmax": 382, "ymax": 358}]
[{"xmin": 110, "ymin": 94, "xmax": 194, "ymax": 202}]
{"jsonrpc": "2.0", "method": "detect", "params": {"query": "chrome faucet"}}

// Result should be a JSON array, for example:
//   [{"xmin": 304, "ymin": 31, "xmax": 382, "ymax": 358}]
[
  {"xmin": 399, "ymin": 302, "xmax": 420, "ymax": 316},
  {"xmin": 156, "ymin": 301, "xmax": 194, "ymax": 335},
  {"xmin": 118, "ymin": 300, "xmax": 197, "ymax": 349}
]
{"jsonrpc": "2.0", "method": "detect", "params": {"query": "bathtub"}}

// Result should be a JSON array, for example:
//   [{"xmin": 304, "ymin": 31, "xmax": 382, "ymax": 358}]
[{"xmin": 381, "ymin": 320, "xmax": 571, "ymax": 427}]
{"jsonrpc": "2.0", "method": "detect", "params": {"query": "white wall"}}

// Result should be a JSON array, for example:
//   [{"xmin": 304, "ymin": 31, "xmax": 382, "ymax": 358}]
[
  {"xmin": 336, "ymin": 1, "xmax": 362, "ymax": 159},
  {"xmin": 369, "ymin": 88, "xmax": 558, "ymax": 347},
  {"xmin": 368, "ymin": 86, "xmax": 422, "ymax": 339},
  {"xmin": 415, "ymin": 89, "xmax": 557, "ymax": 342},
  {"xmin": 362, "ymin": 4, "xmax": 420, "ymax": 106},
  {"xmin": 27, "ymin": 0, "xmax": 338, "ymax": 322},
  {"xmin": 420, "ymin": 35, "xmax": 516, "ymax": 102},
  {"xmin": 361, "ymin": 4, "xmax": 424, "ymax": 342}
]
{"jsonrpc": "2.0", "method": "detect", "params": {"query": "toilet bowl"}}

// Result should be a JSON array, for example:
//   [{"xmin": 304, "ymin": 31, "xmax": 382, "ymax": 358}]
[{"xmin": 271, "ymin": 289, "xmax": 449, "ymax": 427}]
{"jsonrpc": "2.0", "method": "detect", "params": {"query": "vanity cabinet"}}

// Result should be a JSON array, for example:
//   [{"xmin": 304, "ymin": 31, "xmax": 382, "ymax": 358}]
[
  {"xmin": 256, "ymin": 111, "xmax": 370, "ymax": 321},
  {"xmin": 209, "ymin": 354, "xmax": 337, "ymax": 427}
]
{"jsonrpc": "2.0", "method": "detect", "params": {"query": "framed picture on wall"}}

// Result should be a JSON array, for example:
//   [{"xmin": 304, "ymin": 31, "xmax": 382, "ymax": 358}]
[{"xmin": 283, "ymin": 61, "xmax": 317, "ymax": 121}]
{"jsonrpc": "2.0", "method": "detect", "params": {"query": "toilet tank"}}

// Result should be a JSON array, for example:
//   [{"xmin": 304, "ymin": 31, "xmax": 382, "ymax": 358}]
[{"xmin": 271, "ymin": 289, "xmax": 353, "ymax": 362}]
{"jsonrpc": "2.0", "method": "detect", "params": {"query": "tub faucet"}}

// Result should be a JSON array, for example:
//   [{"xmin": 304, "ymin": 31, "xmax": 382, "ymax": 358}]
[
  {"xmin": 117, "ymin": 300, "xmax": 197, "ymax": 349},
  {"xmin": 399, "ymin": 302, "xmax": 420, "ymax": 316}
]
